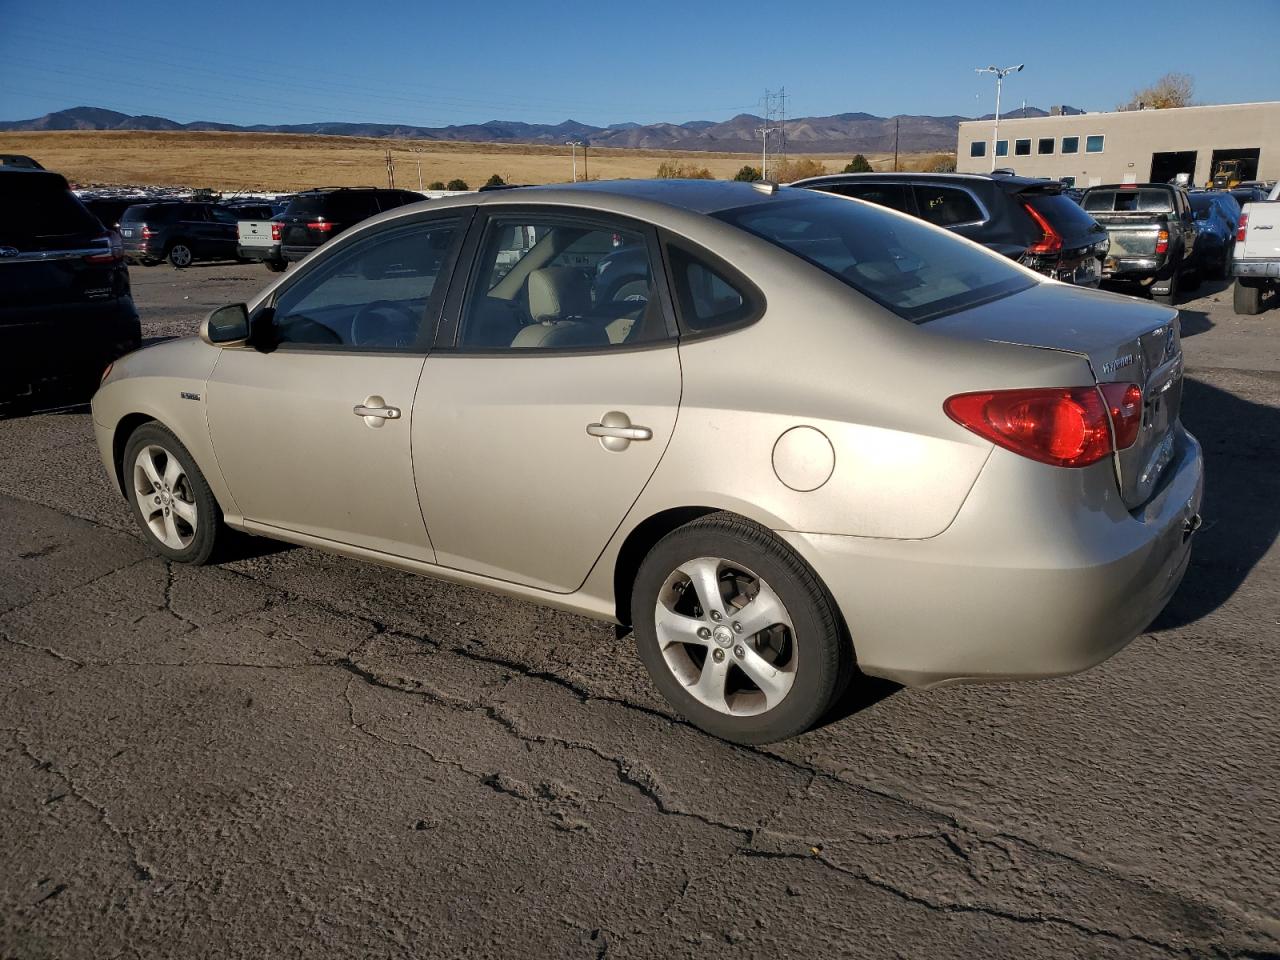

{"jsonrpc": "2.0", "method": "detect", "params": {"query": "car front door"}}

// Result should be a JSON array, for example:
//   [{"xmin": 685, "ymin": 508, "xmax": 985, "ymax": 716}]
[
  {"xmin": 208, "ymin": 206, "xmax": 241, "ymax": 259},
  {"xmin": 412, "ymin": 209, "xmax": 682, "ymax": 593},
  {"xmin": 204, "ymin": 212, "xmax": 468, "ymax": 560}
]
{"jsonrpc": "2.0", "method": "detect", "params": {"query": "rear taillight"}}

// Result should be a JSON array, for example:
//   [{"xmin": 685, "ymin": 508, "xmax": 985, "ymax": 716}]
[
  {"xmin": 307, "ymin": 220, "xmax": 334, "ymax": 233},
  {"xmin": 1155, "ymin": 229, "xmax": 1169, "ymax": 254},
  {"xmin": 1022, "ymin": 201, "xmax": 1063, "ymax": 255},
  {"xmin": 944, "ymin": 384, "xmax": 1139, "ymax": 468},
  {"xmin": 140, "ymin": 224, "xmax": 154, "ymax": 240},
  {"xmin": 270, "ymin": 222, "xmax": 281, "ymax": 241},
  {"xmin": 1237, "ymin": 213, "xmax": 1248, "ymax": 243},
  {"xmin": 1099, "ymin": 382, "xmax": 1143, "ymax": 450},
  {"xmin": 83, "ymin": 231, "xmax": 123, "ymax": 264}
]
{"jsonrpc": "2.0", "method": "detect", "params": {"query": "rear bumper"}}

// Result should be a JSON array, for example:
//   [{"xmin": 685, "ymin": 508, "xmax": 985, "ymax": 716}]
[
  {"xmin": 1231, "ymin": 259, "xmax": 1280, "ymax": 279},
  {"xmin": 780, "ymin": 427, "xmax": 1204, "ymax": 689},
  {"xmin": 0, "ymin": 300, "xmax": 141, "ymax": 397},
  {"xmin": 1102, "ymin": 257, "xmax": 1163, "ymax": 281},
  {"xmin": 237, "ymin": 243, "xmax": 281, "ymax": 262},
  {"xmin": 281, "ymin": 243, "xmax": 321, "ymax": 262}
]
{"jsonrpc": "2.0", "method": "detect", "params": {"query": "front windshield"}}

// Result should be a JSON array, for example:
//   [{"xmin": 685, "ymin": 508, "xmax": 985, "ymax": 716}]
[{"xmin": 714, "ymin": 193, "xmax": 1034, "ymax": 324}]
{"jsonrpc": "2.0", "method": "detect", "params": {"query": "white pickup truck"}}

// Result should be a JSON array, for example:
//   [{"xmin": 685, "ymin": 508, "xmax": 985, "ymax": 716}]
[
  {"xmin": 1232, "ymin": 180, "xmax": 1280, "ymax": 314},
  {"xmin": 236, "ymin": 217, "xmax": 286, "ymax": 273}
]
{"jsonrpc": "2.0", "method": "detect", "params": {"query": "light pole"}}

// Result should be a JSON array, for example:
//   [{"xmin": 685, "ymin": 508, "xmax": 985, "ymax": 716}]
[
  {"xmin": 566, "ymin": 140, "xmax": 583, "ymax": 182},
  {"xmin": 411, "ymin": 147, "xmax": 425, "ymax": 191},
  {"xmin": 975, "ymin": 64, "xmax": 1023, "ymax": 171},
  {"xmin": 756, "ymin": 125, "xmax": 774, "ymax": 179}
]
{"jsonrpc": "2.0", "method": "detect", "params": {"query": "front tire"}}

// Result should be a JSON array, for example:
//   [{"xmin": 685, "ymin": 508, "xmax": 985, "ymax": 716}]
[
  {"xmin": 123, "ymin": 423, "xmax": 222, "ymax": 564},
  {"xmin": 1234, "ymin": 279, "xmax": 1263, "ymax": 315},
  {"xmin": 167, "ymin": 242, "xmax": 193, "ymax": 268},
  {"xmin": 632, "ymin": 513, "xmax": 852, "ymax": 744}
]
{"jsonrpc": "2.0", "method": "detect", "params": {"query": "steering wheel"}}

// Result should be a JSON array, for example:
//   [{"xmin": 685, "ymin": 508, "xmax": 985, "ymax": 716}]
[{"xmin": 350, "ymin": 300, "xmax": 419, "ymax": 349}]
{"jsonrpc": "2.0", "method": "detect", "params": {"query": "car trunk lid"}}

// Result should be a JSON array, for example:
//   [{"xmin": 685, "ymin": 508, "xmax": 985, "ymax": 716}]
[{"xmin": 927, "ymin": 282, "xmax": 1183, "ymax": 509}]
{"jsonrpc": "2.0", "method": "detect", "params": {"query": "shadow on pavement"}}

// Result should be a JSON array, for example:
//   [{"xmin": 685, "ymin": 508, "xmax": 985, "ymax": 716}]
[
  {"xmin": 816, "ymin": 671, "xmax": 901, "ymax": 730},
  {"xmin": 1153, "ymin": 374, "xmax": 1280, "ymax": 629}
]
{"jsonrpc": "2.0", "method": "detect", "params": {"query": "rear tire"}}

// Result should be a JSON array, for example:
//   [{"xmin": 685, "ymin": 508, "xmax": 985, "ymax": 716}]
[
  {"xmin": 1234, "ymin": 279, "xmax": 1263, "ymax": 316},
  {"xmin": 266, "ymin": 258, "xmax": 287, "ymax": 273},
  {"xmin": 1181, "ymin": 267, "xmax": 1201, "ymax": 293},
  {"xmin": 631, "ymin": 513, "xmax": 852, "ymax": 744},
  {"xmin": 167, "ymin": 242, "xmax": 193, "ymax": 268},
  {"xmin": 1152, "ymin": 268, "xmax": 1179, "ymax": 305},
  {"xmin": 123, "ymin": 422, "xmax": 222, "ymax": 564}
]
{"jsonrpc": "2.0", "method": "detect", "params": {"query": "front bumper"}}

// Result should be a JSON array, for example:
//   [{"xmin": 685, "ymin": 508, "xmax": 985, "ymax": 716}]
[
  {"xmin": 1231, "ymin": 259, "xmax": 1280, "ymax": 279},
  {"xmin": 780, "ymin": 427, "xmax": 1204, "ymax": 688}
]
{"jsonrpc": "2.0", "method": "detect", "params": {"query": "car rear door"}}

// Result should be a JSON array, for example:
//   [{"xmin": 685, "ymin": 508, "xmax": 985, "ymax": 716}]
[
  {"xmin": 205, "ymin": 212, "xmax": 468, "ymax": 559},
  {"xmin": 208, "ymin": 206, "xmax": 241, "ymax": 259},
  {"xmin": 412, "ymin": 208, "xmax": 682, "ymax": 593}
]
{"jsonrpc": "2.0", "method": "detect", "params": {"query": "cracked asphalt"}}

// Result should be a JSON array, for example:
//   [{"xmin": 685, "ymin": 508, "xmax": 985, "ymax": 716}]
[{"xmin": 2, "ymin": 261, "xmax": 1278, "ymax": 959}]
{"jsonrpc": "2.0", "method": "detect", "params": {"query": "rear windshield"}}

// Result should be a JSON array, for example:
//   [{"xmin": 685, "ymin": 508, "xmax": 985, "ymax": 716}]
[
  {"xmin": 714, "ymin": 194, "xmax": 1034, "ymax": 324},
  {"xmin": 0, "ymin": 173, "xmax": 101, "ymax": 241},
  {"xmin": 284, "ymin": 192, "xmax": 377, "ymax": 220},
  {"xmin": 1082, "ymin": 188, "xmax": 1173, "ymax": 214},
  {"xmin": 1023, "ymin": 192, "xmax": 1101, "ymax": 235}
]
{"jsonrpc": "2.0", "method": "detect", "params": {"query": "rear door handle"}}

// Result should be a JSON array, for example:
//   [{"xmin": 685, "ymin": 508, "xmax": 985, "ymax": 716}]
[
  {"xmin": 586, "ymin": 423, "xmax": 652, "ymax": 441},
  {"xmin": 354, "ymin": 395, "xmax": 401, "ymax": 428}
]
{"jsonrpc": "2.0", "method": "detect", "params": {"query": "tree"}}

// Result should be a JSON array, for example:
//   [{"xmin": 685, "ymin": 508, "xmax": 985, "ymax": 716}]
[
  {"xmin": 844, "ymin": 154, "xmax": 873, "ymax": 173},
  {"xmin": 484, "ymin": 173, "xmax": 505, "ymax": 187},
  {"xmin": 427, "ymin": 180, "xmax": 446, "ymax": 190},
  {"xmin": 1120, "ymin": 73, "xmax": 1194, "ymax": 111},
  {"xmin": 655, "ymin": 160, "xmax": 713, "ymax": 179},
  {"xmin": 732, "ymin": 165, "xmax": 761, "ymax": 182},
  {"xmin": 770, "ymin": 157, "xmax": 827, "ymax": 182},
  {"xmin": 446, "ymin": 178, "xmax": 470, "ymax": 191}
]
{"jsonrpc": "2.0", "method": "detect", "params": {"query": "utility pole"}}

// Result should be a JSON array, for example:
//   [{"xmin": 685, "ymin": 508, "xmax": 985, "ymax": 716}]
[
  {"xmin": 975, "ymin": 64, "xmax": 1024, "ymax": 172},
  {"xmin": 565, "ymin": 140, "xmax": 582, "ymax": 182},
  {"xmin": 893, "ymin": 117, "xmax": 900, "ymax": 172},
  {"xmin": 411, "ymin": 147, "xmax": 425, "ymax": 191},
  {"xmin": 756, "ymin": 125, "xmax": 774, "ymax": 180},
  {"xmin": 583, "ymin": 141, "xmax": 588, "ymax": 181},
  {"xmin": 384, "ymin": 148, "xmax": 396, "ymax": 188}
]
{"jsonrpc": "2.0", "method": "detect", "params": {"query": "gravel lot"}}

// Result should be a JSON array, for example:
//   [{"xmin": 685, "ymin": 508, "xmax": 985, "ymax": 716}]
[{"xmin": 2, "ymin": 261, "xmax": 1278, "ymax": 958}]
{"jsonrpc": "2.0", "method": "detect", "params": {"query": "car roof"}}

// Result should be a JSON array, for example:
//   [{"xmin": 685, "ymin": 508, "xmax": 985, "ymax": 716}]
[
  {"xmin": 477, "ymin": 178, "xmax": 809, "ymax": 215},
  {"xmin": 789, "ymin": 171, "xmax": 1059, "ymax": 193}
]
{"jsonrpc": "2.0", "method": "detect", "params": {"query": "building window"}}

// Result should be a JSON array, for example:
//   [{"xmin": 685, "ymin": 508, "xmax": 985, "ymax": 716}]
[
  {"xmin": 1038, "ymin": 137, "xmax": 1055, "ymax": 155},
  {"xmin": 969, "ymin": 140, "xmax": 986, "ymax": 158},
  {"xmin": 1014, "ymin": 139, "xmax": 1031, "ymax": 156},
  {"xmin": 1062, "ymin": 136, "xmax": 1080, "ymax": 154},
  {"xmin": 1086, "ymin": 135, "xmax": 1104, "ymax": 153},
  {"xmin": 995, "ymin": 140, "xmax": 1008, "ymax": 157}
]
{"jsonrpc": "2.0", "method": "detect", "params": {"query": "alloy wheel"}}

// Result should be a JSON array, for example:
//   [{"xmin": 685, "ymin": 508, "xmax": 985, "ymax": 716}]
[
  {"xmin": 133, "ymin": 444, "xmax": 198, "ymax": 549},
  {"xmin": 654, "ymin": 557, "xmax": 797, "ymax": 716},
  {"xmin": 169, "ymin": 244, "xmax": 192, "ymax": 267}
]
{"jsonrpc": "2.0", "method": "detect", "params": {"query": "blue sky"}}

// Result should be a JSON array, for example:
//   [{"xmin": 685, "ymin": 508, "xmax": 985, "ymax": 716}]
[{"xmin": 1, "ymin": 0, "xmax": 1277, "ymax": 127}]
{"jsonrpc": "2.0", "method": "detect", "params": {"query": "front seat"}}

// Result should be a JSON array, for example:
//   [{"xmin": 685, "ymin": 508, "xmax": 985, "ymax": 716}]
[{"xmin": 512, "ymin": 267, "xmax": 608, "ymax": 348}]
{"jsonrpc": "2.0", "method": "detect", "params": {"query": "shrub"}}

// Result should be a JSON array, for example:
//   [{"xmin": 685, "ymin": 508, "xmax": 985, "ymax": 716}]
[
  {"xmin": 770, "ymin": 157, "xmax": 827, "ymax": 182},
  {"xmin": 923, "ymin": 153, "xmax": 957, "ymax": 173},
  {"xmin": 656, "ymin": 160, "xmax": 713, "ymax": 179},
  {"xmin": 732, "ymin": 165, "xmax": 762, "ymax": 182},
  {"xmin": 446, "ymin": 178, "xmax": 470, "ymax": 191},
  {"xmin": 484, "ymin": 173, "xmax": 505, "ymax": 187},
  {"xmin": 843, "ymin": 154, "xmax": 873, "ymax": 173},
  {"xmin": 427, "ymin": 180, "xmax": 446, "ymax": 190}
]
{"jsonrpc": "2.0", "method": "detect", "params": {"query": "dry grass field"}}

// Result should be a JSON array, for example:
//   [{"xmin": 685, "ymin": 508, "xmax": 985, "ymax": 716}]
[{"xmin": 0, "ymin": 130, "xmax": 945, "ymax": 192}]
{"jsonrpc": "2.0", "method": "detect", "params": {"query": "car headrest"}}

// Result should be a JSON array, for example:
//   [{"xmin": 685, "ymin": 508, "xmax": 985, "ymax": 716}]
[{"xmin": 528, "ymin": 267, "xmax": 591, "ymax": 322}]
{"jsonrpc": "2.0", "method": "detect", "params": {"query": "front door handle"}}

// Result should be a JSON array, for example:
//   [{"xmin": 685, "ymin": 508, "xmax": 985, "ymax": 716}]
[
  {"xmin": 587, "ymin": 411, "xmax": 652, "ymax": 451},
  {"xmin": 354, "ymin": 395, "xmax": 401, "ymax": 428}
]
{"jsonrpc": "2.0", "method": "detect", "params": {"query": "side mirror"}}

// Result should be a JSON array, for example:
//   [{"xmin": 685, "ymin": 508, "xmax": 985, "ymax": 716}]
[{"xmin": 200, "ymin": 303, "xmax": 250, "ymax": 346}]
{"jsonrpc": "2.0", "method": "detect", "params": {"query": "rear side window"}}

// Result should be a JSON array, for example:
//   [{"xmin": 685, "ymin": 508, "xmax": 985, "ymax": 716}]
[
  {"xmin": 715, "ymin": 195, "xmax": 1034, "ymax": 324},
  {"xmin": 913, "ymin": 185, "xmax": 984, "ymax": 227},
  {"xmin": 1082, "ymin": 189, "xmax": 1173, "ymax": 213},
  {"xmin": 666, "ymin": 245, "xmax": 758, "ymax": 333},
  {"xmin": 819, "ymin": 182, "xmax": 914, "ymax": 214},
  {"xmin": 0, "ymin": 174, "xmax": 101, "ymax": 242},
  {"xmin": 1023, "ymin": 192, "xmax": 1101, "ymax": 235}
]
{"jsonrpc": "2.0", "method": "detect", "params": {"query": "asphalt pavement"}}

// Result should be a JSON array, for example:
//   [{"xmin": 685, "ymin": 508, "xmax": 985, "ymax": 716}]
[{"xmin": 2, "ymin": 261, "xmax": 1278, "ymax": 959}]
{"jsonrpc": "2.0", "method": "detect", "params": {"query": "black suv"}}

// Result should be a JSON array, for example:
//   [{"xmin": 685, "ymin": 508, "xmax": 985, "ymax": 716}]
[
  {"xmin": 118, "ymin": 201, "xmax": 243, "ymax": 267},
  {"xmin": 0, "ymin": 169, "xmax": 139, "ymax": 405},
  {"xmin": 791, "ymin": 172, "xmax": 1110, "ymax": 287},
  {"xmin": 276, "ymin": 187, "xmax": 423, "ymax": 261}
]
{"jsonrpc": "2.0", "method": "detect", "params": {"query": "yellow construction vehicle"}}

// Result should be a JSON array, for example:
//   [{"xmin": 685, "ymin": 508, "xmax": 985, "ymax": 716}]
[{"xmin": 1207, "ymin": 159, "xmax": 1244, "ymax": 190}]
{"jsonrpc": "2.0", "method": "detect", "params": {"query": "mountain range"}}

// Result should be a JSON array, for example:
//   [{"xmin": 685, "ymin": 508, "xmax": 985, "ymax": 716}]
[{"xmin": 0, "ymin": 105, "xmax": 1082, "ymax": 154}]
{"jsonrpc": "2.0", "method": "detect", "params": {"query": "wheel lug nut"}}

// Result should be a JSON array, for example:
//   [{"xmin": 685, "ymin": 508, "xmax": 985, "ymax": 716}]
[
  {"xmin": 732, "ymin": 621, "xmax": 743, "ymax": 633},
  {"xmin": 712, "ymin": 649, "xmax": 726, "ymax": 663},
  {"xmin": 710, "ymin": 610, "xmax": 722, "ymax": 622},
  {"xmin": 733, "ymin": 645, "xmax": 745, "ymax": 659},
  {"xmin": 697, "ymin": 627, "xmax": 711, "ymax": 640}
]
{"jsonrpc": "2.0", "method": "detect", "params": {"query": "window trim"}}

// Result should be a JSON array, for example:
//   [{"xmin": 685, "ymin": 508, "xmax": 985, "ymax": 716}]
[
  {"xmin": 1013, "ymin": 138, "xmax": 1032, "ymax": 157},
  {"xmin": 995, "ymin": 139, "xmax": 1009, "ymax": 157},
  {"xmin": 909, "ymin": 182, "xmax": 991, "ymax": 231},
  {"xmin": 1037, "ymin": 137, "xmax": 1055, "ymax": 156},
  {"xmin": 1085, "ymin": 134, "xmax": 1105, "ymax": 154},
  {"xmin": 432, "ymin": 205, "xmax": 680, "ymax": 356},
  {"xmin": 250, "ymin": 208, "xmax": 472, "ymax": 356},
  {"xmin": 969, "ymin": 140, "xmax": 987, "ymax": 158},
  {"xmin": 659, "ymin": 230, "xmax": 766, "ymax": 340}
]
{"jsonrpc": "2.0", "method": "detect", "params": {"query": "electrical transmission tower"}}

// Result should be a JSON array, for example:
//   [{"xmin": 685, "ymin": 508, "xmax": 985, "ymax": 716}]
[{"xmin": 759, "ymin": 87, "xmax": 788, "ymax": 180}]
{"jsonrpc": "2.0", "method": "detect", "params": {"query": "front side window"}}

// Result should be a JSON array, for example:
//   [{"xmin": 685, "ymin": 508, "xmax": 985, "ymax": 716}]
[
  {"xmin": 716, "ymin": 195, "xmax": 1033, "ymax": 324},
  {"xmin": 912, "ymin": 185, "xmax": 984, "ymax": 227},
  {"xmin": 1014, "ymin": 138, "xmax": 1032, "ymax": 156},
  {"xmin": 1038, "ymin": 137, "xmax": 1055, "ymax": 155},
  {"xmin": 995, "ymin": 140, "xmax": 1009, "ymax": 157},
  {"xmin": 970, "ymin": 140, "xmax": 986, "ymax": 158},
  {"xmin": 270, "ymin": 218, "xmax": 459, "ymax": 350},
  {"xmin": 1062, "ymin": 136, "xmax": 1080, "ymax": 154},
  {"xmin": 1086, "ymin": 135, "xmax": 1105, "ymax": 153},
  {"xmin": 457, "ymin": 216, "xmax": 669, "ymax": 350}
]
